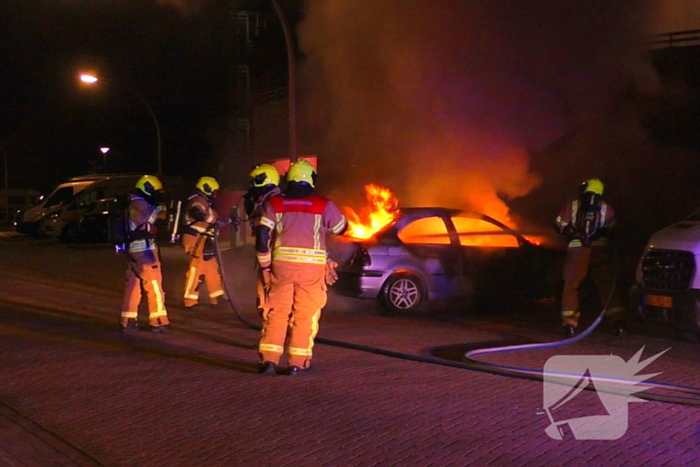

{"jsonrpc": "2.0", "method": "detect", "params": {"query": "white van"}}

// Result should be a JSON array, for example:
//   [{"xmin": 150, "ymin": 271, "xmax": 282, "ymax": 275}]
[
  {"xmin": 39, "ymin": 174, "xmax": 186, "ymax": 243},
  {"xmin": 631, "ymin": 209, "xmax": 700, "ymax": 342},
  {"xmin": 40, "ymin": 174, "xmax": 144, "ymax": 241},
  {"xmin": 13, "ymin": 175, "xmax": 107, "ymax": 237}
]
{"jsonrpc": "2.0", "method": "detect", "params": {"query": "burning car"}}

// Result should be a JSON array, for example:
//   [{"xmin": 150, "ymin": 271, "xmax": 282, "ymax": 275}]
[{"xmin": 332, "ymin": 206, "xmax": 564, "ymax": 314}]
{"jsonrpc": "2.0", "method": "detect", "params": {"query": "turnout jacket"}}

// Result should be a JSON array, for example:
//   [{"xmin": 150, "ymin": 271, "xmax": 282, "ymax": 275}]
[
  {"xmin": 555, "ymin": 197, "xmax": 616, "ymax": 248},
  {"xmin": 256, "ymin": 193, "xmax": 347, "ymax": 268},
  {"xmin": 126, "ymin": 195, "xmax": 163, "ymax": 263},
  {"xmin": 183, "ymin": 193, "xmax": 220, "ymax": 236},
  {"xmin": 182, "ymin": 192, "xmax": 226, "ymax": 259}
]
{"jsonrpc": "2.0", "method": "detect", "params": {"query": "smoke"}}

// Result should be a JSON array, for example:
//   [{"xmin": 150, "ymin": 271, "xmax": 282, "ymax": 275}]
[
  {"xmin": 297, "ymin": 0, "xmax": 662, "ymax": 229},
  {"xmin": 154, "ymin": 0, "xmax": 207, "ymax": 17}
]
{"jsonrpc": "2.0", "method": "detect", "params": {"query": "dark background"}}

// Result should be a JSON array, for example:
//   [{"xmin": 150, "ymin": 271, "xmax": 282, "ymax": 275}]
[
  {"xmin": 0, "ymin": 0, "xmax": 293, "ymax": 192},
  {"xmin": 2, "ymin": 0, "xmax": 700, "ymax": 259}
]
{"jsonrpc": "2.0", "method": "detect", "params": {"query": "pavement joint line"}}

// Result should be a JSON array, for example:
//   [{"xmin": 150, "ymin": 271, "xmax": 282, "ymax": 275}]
[{"xmin": 0, "ymin": 401, "xmax": 103, "ymax": 466}]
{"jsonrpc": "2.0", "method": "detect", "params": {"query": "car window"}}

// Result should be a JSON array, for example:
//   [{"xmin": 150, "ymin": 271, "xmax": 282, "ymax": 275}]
[
  {"xmin": 76, "ymin": 191, "xmax": 99, "ymax": 208},
  {"xmin": 398, "ymin": 217, "xmax": 450, "ymax": 244},
  {"xmin": 43, "ymin": 187, "xmax": 75, "ymax": 208},
  {"xmin": 452, "ymin": 216, "xmax": 519, "ymax": 247}
]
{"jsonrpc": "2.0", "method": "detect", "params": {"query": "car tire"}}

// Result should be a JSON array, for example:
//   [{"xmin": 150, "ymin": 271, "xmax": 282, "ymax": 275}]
[
  {"xmin": 60, "ymin": 223, "xmax": 80, "ymax": 244},
  {"xmin": 30, "ymin": 222, "xmax": 47, "ymax": 239},
  {"xmin": 380, "ymin": 272, "xmax": 426, "ymax": 315}
]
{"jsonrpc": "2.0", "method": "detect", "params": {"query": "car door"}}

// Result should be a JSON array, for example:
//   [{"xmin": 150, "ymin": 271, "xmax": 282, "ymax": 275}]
[
  {"xmin": 448, "ymin": 214, "xmax": 526, "ymax": 301},
  {"xmin": 397, "ymin": 214, "xmax": 465, "ymax": 298}
]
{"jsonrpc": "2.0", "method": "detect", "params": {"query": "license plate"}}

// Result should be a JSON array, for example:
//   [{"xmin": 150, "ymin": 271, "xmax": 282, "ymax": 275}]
[{"xmin": 644, "ymin": 294, "xmax": 673, "ymax": 308}]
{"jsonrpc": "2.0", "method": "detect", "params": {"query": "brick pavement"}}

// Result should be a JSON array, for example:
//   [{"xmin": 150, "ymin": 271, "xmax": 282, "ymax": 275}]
[{"xmin": 0, "ymin": 237, "xmax": 699, "ymax": 466}]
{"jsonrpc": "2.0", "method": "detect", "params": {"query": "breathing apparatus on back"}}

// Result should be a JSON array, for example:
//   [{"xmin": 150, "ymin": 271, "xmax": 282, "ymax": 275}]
[
  {"xmin": 110, "ymin": 175, "xmax": 165, "ymax": 254},
  {"xmin": 569, "ymin": 178, "xmax": 605, "ymax": 247}
]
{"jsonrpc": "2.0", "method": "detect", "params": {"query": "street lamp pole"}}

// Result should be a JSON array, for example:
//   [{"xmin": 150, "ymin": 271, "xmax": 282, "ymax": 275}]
[
  {"xmin": 100, "ymin": 147, "xmax": 110, "ymax": 172},
  {"xmin": 271, "ymin": 0, "xmax": 297, "ymax": 163},
  {"xmin": 0, "ymin": 145, "xmax": 7, "ymax": 224},
  {"xmin": 79, "ymin": 74, "xmax": 162, "ymax": 175}
]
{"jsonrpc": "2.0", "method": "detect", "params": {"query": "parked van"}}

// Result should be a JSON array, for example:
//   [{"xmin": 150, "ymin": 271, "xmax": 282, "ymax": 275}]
[
  {"xmin": 40, "ymin": 174, "xmax": 143, "ymax": 241},
  {"xmin": 41, "ymin": 174, "xmax": 186, "ymax": 243},
  {"xmin": 13, "ymin": 175, "xmax": 108, "ymax": 237},
  {"xmin": 631, "ymin": 208, "xmax": 700, "ymax": 342}
]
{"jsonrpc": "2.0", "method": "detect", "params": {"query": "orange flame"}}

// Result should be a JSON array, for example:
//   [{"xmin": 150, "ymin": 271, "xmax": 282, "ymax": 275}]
[
  {"xmin": 345, "ymin": 184, "xmax": 400, "ymax": 239},
  {"xmin": 344, "ymin": 183, "xmax": 549, "ymax": 247}
]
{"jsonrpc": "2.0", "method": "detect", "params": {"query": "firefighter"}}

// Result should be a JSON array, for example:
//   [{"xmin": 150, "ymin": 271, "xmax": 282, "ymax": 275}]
[
  {"xmin": 243, "ymin": 164, "xmax": 282, "ymax": 314},
  {"xmin": 554, "ymin": 178, "xmax": 625, "ymax": 336},
  {"xmin": 181, "ymin": 176, "xmax": 231, "ymax": 309},
  {"xmin": 243, "ymin": 163, "xmax": 282, "ymax": 229},
  {"xmin": 255, "ymin": 160, "xmax": 348, "ymax": 376},
  {"xmin": 120, "ymin": 175, "xmax": 171, "ymax": 333}
]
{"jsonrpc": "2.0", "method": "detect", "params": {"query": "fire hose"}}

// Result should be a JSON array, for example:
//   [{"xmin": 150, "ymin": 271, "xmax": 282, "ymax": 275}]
[{"xmin": 212, "ymin": 231, "xmax": 700, "ymax": 407}]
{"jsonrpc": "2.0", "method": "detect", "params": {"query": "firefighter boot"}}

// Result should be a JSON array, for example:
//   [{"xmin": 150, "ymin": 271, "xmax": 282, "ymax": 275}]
[
  {"xmin": 184, "ymin": 299, "xmax": 200, "ymax": 309},
  {"xmin": 149, "ymin": 316, "xmax": 171, "ymax": 333},
  {"xmin": 563, "ymin": 325, "xmax": 576, "ymax": 337},
  {"xmin": 120, "ymin": 318, "xmax": 139, "ymax": 333},
  {"xmin": 286, "ymin": 366, "xmax": 312, "ymax": 376},
  {"xmin": 258, "ymin": 362, "xmax": 278, "ymax": 376}
]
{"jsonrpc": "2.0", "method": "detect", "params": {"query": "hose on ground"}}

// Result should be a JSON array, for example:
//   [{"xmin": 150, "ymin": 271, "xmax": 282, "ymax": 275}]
[{"xmin": 214, "ymin": 234, "xmax": 700, "ymax": 406}]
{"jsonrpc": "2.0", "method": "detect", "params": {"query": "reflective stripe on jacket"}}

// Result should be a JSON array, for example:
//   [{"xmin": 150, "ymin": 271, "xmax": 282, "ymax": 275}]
[
  {"xmin": 257, "ymin": 194, "xmax": 347, "ymax": 266},
  {"xmin": 184, "ymin": 193, "xmax": 218, "ymax": 235},
  {"xmin": 127, "ymin": 196, "xmax": 160, "ymax": 255}
]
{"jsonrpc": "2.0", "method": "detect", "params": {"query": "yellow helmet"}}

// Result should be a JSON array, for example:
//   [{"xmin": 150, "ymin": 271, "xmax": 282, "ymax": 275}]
[
  {"xmin": 286, "ymin": 160, "xmax": 316, "ymax": 187},
  {"xmin": 135, "ymin": 175, "xmax": 163, "ymax": 197},
  {"xmin": 249, "ymin": 164, "xmax": 280, "ymax": 188},
  {"xmin": 581, "ymin": 178, "xmax": 604, "ymax": 195},
  {"xmin": 196, "ymin": 176, "xmax": 220, "ymax": 196}
]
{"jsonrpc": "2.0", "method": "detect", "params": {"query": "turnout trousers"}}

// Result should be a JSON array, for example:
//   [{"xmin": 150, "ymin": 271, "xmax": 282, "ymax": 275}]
[
  {"xmin": 121, "ymin": 260, "xmax": 170, "ymax": 327},
  {"xmin": 561, "ymin": 246, "xmax": 623, "ymax": 327},
  {"xmin": 258, "ymin": 261, "xmax": 327, "ymax": 369},
  {"xmin": 183, "ymin": 256, "xmax": 225, "ymax": 307},
  {"xmin": 181, "ymin": 233, "xmax": 225, "ymax": 307}
]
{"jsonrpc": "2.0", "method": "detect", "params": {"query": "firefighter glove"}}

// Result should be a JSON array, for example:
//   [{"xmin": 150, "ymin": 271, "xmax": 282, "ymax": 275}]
[{"xmin": 325, "ymin": 260, "xmax": 339, "ymax": 286}]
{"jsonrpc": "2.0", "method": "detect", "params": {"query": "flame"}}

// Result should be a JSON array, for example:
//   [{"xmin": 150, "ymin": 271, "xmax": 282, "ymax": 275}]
[
  {"xmin": 344, "ymin": 183, "xmax": 550, "ymax": 248},
  {"xmin": 345, "ymin": 184, "xmax": 400, "ymax": 239}
]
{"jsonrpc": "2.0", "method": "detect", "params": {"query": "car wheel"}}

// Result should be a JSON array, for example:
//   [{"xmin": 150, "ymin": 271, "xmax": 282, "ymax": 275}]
[
  {"xmin": 30, "ymin": 222, "xmax": 47, "ymax": 239},
  {"xmin": 60, "ymin": 223, "xmax": 80, "ymax": 243},
  {"xmin": 380, "ymin": 272, "xmax": 426, "ymax": 314}
]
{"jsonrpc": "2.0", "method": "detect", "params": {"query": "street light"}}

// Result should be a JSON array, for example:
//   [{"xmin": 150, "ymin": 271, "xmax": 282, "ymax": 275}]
[
  {"xmin": 100, "ymin": 147, "xmax": 110, "ymax": 172},
  {"xmin": 79, "ymin": 74, "xmax": 162, "ymax": 175}
]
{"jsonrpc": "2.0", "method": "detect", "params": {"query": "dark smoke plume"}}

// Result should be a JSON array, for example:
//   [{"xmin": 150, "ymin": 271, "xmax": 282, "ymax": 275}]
[
  {"xmin": 155, "ymin": 0, "xmax": 207, "ymax": 17},
  {"xmin": 297, "ymin": 0, "xmax": 671, "ymax": 240}
]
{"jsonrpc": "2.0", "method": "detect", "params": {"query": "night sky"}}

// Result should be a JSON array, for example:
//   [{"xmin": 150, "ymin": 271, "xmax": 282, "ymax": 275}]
[
  {"xmin": 0, "ymin": 0, "xmax": 245, "ymax": 192},
  {"xmin": 2, "ymin": 0, "xmax": 700, "ymax": 256}
]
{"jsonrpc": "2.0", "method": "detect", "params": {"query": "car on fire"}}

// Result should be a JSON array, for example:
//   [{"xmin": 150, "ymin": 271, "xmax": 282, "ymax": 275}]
[{"xmin": 332, "ymin": 207, "xmax": 565, "ymax": 314}]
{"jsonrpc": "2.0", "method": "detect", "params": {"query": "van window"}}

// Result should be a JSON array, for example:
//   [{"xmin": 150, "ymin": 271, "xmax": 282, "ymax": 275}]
[
  {"xmin": 67, "ymin": 190, "xmax": 100, "ymax": 211},
  {"xmin": 44, "ymin": 187, "xmax": 76, "ymax": 209}
]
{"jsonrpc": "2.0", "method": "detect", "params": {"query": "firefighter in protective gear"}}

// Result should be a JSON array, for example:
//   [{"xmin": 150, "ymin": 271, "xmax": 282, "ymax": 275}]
[
  {"xmin": 255, "ymin": 160, "xmax": 347, "ymax": 375},
  {"xmin": 120, "ymin": 175, "xmax": 171, "ymax": 333},
  {"xmin": 243, "ymin": 163, "xmax": 282, "ymax": 229},
  {"xmin": 181, "ymin": 176, "xmax": 231, "ymax": 309},
  {"xmin": 554, "ymin": 178, "xmax": 625, "ymax": 336},
  {"xmin": 243, "ymin": 164, "xmax": 283, "ymax": 314}
]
